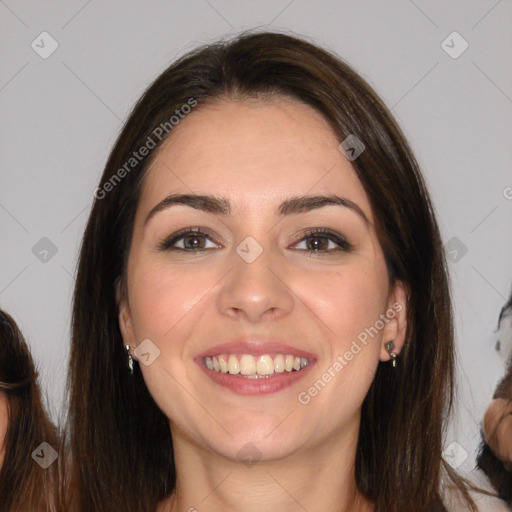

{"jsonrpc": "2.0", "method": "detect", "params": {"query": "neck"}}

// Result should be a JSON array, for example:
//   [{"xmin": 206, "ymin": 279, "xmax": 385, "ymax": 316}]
[{"xmin": 158, "ymin": 421, "xmax": 374, "ymax": 512}]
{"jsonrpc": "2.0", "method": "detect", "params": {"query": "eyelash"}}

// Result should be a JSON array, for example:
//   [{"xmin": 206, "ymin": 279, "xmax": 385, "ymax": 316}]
[{"xmin": 157, "ymin": 227, "xmax": 353, "ymax": 254}]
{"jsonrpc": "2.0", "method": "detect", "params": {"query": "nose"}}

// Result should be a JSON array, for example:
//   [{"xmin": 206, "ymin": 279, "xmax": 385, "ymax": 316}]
[{"xmin": 217, "ymin": 243, "xmax": 295, "ymax": 324}]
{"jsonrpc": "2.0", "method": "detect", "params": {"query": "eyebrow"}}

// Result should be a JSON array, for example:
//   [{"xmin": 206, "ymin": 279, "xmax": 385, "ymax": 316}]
[{"xmin": 144, "ymin": 193, "xmax": 369, "ymax": 226}]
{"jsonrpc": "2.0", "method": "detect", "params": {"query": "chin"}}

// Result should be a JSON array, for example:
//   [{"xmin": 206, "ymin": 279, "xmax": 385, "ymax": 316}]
[
  {"xmin": 211, "ymin": 435, "xmax": 304, "ymax": 465},
  {"xmin": 191, "ymin": 415, "xmax": 307, "ymax": 460}
]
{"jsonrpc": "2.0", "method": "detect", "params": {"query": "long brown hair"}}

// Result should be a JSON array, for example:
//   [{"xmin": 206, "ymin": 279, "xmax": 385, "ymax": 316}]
[
  {"xmin": 0, "ymin": 310, "xmax": 59, "ymax": 511},
  {"xmin": 66, "ymin": 30, "xmax": 479, "ymax": 511}
]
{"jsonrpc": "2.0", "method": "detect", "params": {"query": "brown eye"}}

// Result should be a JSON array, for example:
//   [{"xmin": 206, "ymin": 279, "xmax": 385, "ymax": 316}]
[
  {"xmin": 158, "ymin": 228, "xmax": 221, "ymax": 251},
  {"xmin": 291, "ymin": 228, "xmax": 352, "ymax": 253},
  {"xmin": 180, "ymin": 234, "xmax": 207, "ymax": 250}
]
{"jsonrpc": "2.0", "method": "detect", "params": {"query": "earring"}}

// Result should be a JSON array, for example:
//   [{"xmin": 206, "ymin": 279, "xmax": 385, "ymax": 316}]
[
  {"xmin": 385, "ymin": 340, "xmax": 398, "ymax": 368},
  {"xmin": 125, "ymin": 345, "xmax": 134, "ymax": 375}
]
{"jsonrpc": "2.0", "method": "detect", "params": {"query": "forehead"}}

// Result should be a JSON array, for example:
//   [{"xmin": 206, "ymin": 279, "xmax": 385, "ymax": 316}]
[{"xmin": 139, "ymin": 98, "xmax": 372, "ymax": 220}]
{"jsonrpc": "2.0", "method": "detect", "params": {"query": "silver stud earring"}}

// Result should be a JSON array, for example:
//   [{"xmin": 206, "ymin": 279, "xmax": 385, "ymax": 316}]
[
  {"xmin": 125, "ymin": 345, "xmax": 134, "ymax": 375},
  {"xmin": 385, "ymin": 340, "xmax": 397, "ymax": 368}
]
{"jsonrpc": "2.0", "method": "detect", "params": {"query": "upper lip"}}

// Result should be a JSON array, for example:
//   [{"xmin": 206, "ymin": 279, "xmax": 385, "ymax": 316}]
[{"xmin": 195, "ymin": 338, "xmax": 317, "ymax": 360}]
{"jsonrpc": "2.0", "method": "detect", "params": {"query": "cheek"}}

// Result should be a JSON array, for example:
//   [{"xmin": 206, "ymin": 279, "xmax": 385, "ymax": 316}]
[
  {"xmin": 300, "ymin": 264, "xmax": 389, "ymax": 349},
  {"xmin": 126, "ymin": 262, "xmax": 211, "ymax": 421},
  {"xmin": 127, "ymin": 261, "xmax": 221, "ymax": 359},
  {"xmin": 130, "ymin": 263, "xmax": 205, "ymax": 327},
  {"xmin": 294, "ymin": 264, "xmax": 388, "ymax": 405}
]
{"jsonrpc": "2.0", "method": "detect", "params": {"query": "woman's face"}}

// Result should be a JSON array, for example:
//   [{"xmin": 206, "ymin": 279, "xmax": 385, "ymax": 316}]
[
  {"xmin": 484, "ymin": 398, "xmax": 512, "ymax": 465},
  {"xmin": 118, "ymin": 98, "xmax": 407, "ymax": 462},
  {"xmin": 0, "ymin": 391, "xmax": 8, "ymax": 469}
]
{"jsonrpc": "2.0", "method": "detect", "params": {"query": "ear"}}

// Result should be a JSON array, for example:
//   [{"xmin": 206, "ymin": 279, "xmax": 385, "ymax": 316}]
[
  {"xmin": 116, "ymin": 279, "xmax": 137, "ymax": 353},
  {"xmin": 379, "ymin": 280, "xmax": 408, "ymax": 362}
]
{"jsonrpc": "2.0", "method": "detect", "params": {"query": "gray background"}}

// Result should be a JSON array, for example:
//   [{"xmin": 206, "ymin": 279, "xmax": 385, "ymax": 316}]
[{"xmin": 1, "ymin": 0, "xmax": 511, "ymax": 480}]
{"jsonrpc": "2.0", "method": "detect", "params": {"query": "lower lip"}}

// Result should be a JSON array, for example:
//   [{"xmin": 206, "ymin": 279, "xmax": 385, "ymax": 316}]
[{"xmin": 196, "ymin": 359, "xmax": 315, "ymax": 395}]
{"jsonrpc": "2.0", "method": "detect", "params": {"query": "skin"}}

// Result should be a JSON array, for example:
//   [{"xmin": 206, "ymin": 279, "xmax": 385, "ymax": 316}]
[
  {"xmin": 118, "ymin": 98, "xmax": 408, "ymax": 512},
  {"xmin": 0, "ymin": 391, "xmax": 8, "ymax": 469},
  {"xmin": 483, "ymin": 398, "xmax": 512, "ymax": 469}
]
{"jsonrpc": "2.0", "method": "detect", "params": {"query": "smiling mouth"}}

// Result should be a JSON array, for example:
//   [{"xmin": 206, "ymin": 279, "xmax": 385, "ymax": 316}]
[{"xmin": 203, "ymin": 353, "xmax": 309, "ymax": 378}]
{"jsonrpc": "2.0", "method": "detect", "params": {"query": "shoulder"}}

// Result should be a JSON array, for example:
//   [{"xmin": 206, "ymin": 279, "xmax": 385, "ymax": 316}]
[{"xmin": 442, "ymin": 471, "xmax": 510, "ymax": 512}]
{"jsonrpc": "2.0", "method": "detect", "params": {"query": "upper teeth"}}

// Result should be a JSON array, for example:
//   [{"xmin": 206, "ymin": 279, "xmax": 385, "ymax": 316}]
[{"xmin": 204, "ymin": 354, "xmax": 309, "ymax": 377}]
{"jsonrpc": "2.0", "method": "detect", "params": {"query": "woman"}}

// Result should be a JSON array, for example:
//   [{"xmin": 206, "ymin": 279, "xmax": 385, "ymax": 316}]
[
  {"xmin": 477, "ymin": 290, "xmax": 512, "ymax": 506},
  {"xmin": 65, "ymin": 31, "xmax": 502, "ymax": 511},
  {"xmin": 0, "ymin": 310, "xmax": 59, "ymax": 511}
]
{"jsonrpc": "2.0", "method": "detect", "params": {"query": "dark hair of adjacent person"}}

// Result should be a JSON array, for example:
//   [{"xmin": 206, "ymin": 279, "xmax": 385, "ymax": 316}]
[
  {"xmin": 66, "ymin": 30, "xmax": 483, "ymax": 511},
  {"xmin": 477, "ymin": 290, "xmax": 512, "ymax": 506},
  {"xmin": 0, "ymin": 309, "xmax": 59, "ymax": 511}
]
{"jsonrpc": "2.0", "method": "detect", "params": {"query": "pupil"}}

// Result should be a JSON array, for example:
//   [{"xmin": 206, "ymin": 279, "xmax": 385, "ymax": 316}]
[
  {"xmin": 187, "ymin": 236, "xmax": 202, "ymax": 248},
  {"xmin": 308, "ymin": 237, "xmax": 323, "ymax": 250}
]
